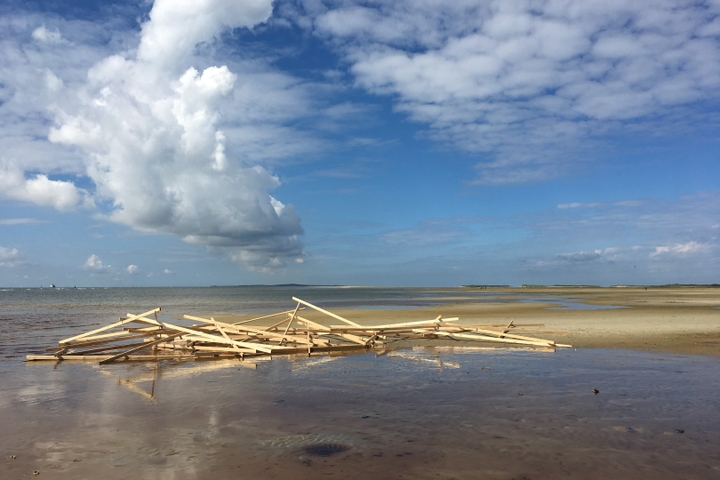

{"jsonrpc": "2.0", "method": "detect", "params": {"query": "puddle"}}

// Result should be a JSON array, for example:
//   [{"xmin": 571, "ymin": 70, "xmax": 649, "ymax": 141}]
[
  {"xmin": 1, "ymin": 348, "xmax": 719, "ymax": 479},
  {"xmin": 519, "ymin": 297, "xmax": 629, "ymax": 310}
]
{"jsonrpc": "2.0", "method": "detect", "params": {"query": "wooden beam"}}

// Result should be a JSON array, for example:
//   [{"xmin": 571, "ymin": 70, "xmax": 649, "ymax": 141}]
[
  {"xmin": 295, "ymin": 315, "xmax": 331, "ymax": 332},
  {"xmin": 292, "ymin": 297, "xmax": 361, "ymax": 327},
  {"xmin": 59, "ymin": 307, "xmax": 161, "ymax": 344},
  {"xmin": 339, "ymin": 317, "xmax": 460, "ymax": 330},
  {"xmin": 184, "ymin": 315, "xmax": 314, "ymax": 345},
  {"xmin": 26, "ymin": 354, "xmax": 195, "ymax": 362},
  {"xmin": 228, "ymin": 308, "xmax": 305, "ymax": 326},
  {"xmin": 208, "ymin": 317, "xmax": 243, "ymax": 354},
  {"xmin": 431, "ymin": 330, "xmax": 553, "ymax": 347},
  {"xmin": 281, "ymin": 302, "xmax": 301, "ymax": 341},
  {"xmin": 99, "ymin": 332, "xmax": 186, "ymax": 365},
  {"xmin": 156, "ymin": 322, "xmax": 272, "ymax": 353},
  {"xmin": 445, "ymin": 326, "xmax": 563, "ymax": 345}
]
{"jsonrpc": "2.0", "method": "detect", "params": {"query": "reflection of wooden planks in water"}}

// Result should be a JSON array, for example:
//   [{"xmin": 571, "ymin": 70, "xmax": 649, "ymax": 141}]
[
  {"xmin": 27, "ymin": 354, "xmax": 196, "ymax": 361},
  {"xmin": 27, "ymin": 297, "xmax": 570, "ymax": 366}
]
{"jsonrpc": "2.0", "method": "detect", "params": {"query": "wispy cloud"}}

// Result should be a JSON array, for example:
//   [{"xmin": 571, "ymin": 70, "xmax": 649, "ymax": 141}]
[
  {"xmin": 523, "ymin": 191, "xmax": 720, "ymax": 282},
  {"xmin": 290, "ymin": 0, "xmax": 720, "ymax": 184},
  {"xmin": 0, "ymin": 218, "xmax": 46, "ymax": 226},
  {"xmin": 379, "ymin": 219, "xmax": 474, "ymax": 248},
  {"xmin": 650, "ymin": 241, "xmax": 712, "ymax": 258},
  {"xmin": 557, "ymin": 200, "xmax": 644, "ymax": 210}
]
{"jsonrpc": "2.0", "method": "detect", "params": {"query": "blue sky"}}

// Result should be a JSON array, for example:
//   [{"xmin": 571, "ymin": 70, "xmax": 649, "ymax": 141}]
[{"xmin": 1, "ymin": 0, "xmax": 719, "ymax": 287}]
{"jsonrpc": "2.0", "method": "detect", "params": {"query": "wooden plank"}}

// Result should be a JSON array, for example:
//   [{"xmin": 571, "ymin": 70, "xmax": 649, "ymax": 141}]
[
  {"xmin": 295, "ymin": 315, "xmax": 331, "ymax": 331},
  {"xmin": 501, "ymin": 320, "xmax": 514, "ymax": 338},
  {"xmin": 333, "ymin": 332, "xmax": 371, "ymax": 346},
  {"xmin": 264, "ymin": 316, "xmax": 292, "ymax": 332},
  {"xmin": 292, "ymin": 297, "xmax": 361, "ymax": 327},
  {"xmin": 431, "ymin": 331, "xmax": 553, "ymax": 347},
  {"xmin": 330, "ymin": 317, "xmax": 461, "ymax": 330},
  {"xmin": 185, "ymin": 315, "xmax": 314, "ymax": 345},
  {"xmin": 447, "ymin": 326, "xmax": 561, "ymax": 345},
  {"xmin": 229, "ymin": 308, "xmax": 304, "ymax": 326},
  {"xmin": 26, "ymin": 354, "xmax": 195, "ymax": 362},
  {"xmin": 64, "ymin": 328, "xmax": 163, "ymax": 345},
  {"xmin": 155, "ymin": 322, "xmax": 272, "ymax": 353},
  {"xmin": 69, "ymin": 339, "xmax": 161, "ymax": 356},
  {"xmin": 99, "ymin": 332, "xmax": 186, "ymax": 365},
  {"xmin": 59, "ymin": 308, "xmax": 161, "ymax": 344},
  {"xmin": 190, "ymin": 345, "xmax": 259, "ymax": 354},
  {"xmin": 208, "ymin": 317, "xmax": 243, "ymax": 353},
  {"xmin": 327, "ymin": 318, "xmax": 460, "ymax": 333},
  {"xmin": 476, "ymin": 323, "xmax": 545, "ymax": 328},
  {"xmin": 281, "ymin": 302, "xmax": 301, "ymax": 340}
]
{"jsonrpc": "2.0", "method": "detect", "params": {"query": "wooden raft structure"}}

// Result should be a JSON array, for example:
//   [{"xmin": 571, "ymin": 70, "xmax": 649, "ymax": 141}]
[{"xmin": 25, "ymin": 297, "xmax": 571, "ymax": 364}]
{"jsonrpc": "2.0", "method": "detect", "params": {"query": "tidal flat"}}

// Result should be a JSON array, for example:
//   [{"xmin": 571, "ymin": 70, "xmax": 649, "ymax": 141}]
[{"xmin": 1, "ymin": 286, "xmax": 719, "ymax": 479}]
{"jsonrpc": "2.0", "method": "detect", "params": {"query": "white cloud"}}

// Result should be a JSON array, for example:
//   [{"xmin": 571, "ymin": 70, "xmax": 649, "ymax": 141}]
[
  {"xmin": 520, "ymin": 191, "xmax": 720, "ymax": 283},
  {"xmin": 0, "ymin": 246, "xmax": 23, "ymax": 267},
  {"xmin": 650, "ymin": 241, "xmax": 712, "ymax": 258},
  {"xmin": 298, "ymin": 0, "xmax": 720, "ymax": 184},
  {"xmin": 82, "ymin": 254, "xmax": 113, "ymax": 273},
  {"xmin": 0, "ymin": 160, "xmax": 94, "ymax": 211},
  {"xmin": 31, "ymin": 25, "xmax": 64, "ymax": 44},
  {"xmin": 2, "ymin": 0, "xmax": 313, "ymax": 272},
  {"xmin": 163, "ymin": 268, "xmax": 172, "ymax": 274},
  {"xmin": 556, "ymin": 250, "xmax": 603, "ymax": 263},
  {"xmin": 0, "ymin": 218, "xmax": 44, "ymax": 226},
  {"xmin": 557, "ymin": 200, "xmax": 644, "ymax": 210},
  {"xmin": 136, "ymin": 0, "xmax": 273, "ymax": 70},
  {"xmin": 126, "ymin": 264, "xmax": 139, "ymax": 274}
]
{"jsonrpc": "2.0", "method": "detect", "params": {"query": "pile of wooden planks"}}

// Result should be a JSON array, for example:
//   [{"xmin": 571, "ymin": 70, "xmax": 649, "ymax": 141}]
[{"xmin": 25, "ymin": 296, "xmax": 571, "ymax": 364}]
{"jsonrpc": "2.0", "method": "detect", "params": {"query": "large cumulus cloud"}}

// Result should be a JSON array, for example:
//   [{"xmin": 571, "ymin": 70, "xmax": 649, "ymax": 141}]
[{"xmin": 2, "ymin": 0, "xmax": 306, "ymax": 271}]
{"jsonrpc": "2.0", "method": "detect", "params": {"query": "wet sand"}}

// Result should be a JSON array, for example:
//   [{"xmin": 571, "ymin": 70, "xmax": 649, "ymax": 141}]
[
  {"xmin": 216, "ymin": 286, "xmax": 720, "ymax": 357},
  {"xmin": 3, "ymin": 348, "xmax": 720, "ymax": 480}
]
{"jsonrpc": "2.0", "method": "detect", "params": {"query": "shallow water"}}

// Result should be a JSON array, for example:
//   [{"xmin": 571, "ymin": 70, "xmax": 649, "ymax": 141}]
[
  {"xmin": 519, "ymin": 297, "xmax": 628, "ymax": 310},
  {"xmin": 1, "ymin": 347, "xmax": 719, "ymax": 479}
]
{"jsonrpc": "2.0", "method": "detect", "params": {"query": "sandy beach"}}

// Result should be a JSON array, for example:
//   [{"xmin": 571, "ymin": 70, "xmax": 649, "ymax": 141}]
[{"xmin": 216, "ymin": 286, "xmax": 720, "ymax": 357}]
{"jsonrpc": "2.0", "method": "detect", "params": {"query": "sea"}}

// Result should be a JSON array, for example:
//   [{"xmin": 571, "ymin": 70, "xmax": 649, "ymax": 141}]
[{"xmin": 1, "ymin": 286, "xmax": 719, "ymax": 479}]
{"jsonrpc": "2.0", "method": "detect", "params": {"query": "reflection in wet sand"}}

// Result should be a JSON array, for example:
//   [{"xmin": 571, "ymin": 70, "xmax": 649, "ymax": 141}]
[{"xmin": 2, "ymin": 347, "xmax": 720, "ymax": 479}]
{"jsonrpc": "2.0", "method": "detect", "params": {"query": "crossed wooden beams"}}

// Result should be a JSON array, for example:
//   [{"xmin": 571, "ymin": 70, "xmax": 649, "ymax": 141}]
[{"xmin": 25, "ymin": 297, "xmax": 570, "ymax": 364}]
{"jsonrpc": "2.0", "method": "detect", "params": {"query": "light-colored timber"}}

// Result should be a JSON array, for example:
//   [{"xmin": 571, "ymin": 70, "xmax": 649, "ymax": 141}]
[{"xmin": 27, "ymin": 297, "xmax": 570, "ymax": 366}]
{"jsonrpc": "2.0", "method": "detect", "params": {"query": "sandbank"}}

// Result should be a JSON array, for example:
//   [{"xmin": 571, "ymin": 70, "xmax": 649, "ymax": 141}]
[{"xmin": 216, "ymin": 286, "xmax": 720, "ymax": 357}]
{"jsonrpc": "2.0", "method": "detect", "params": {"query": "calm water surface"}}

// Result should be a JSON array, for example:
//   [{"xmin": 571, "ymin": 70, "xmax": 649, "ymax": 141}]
[{"xmin": 2, "ymin": 348, "xmax": 719, "ymax": 480}]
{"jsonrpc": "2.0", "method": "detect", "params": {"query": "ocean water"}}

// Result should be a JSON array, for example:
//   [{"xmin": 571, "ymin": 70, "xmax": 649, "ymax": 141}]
[{"xmin": 1, "ymin": 287, "xmax": 718, "ymax": 479}]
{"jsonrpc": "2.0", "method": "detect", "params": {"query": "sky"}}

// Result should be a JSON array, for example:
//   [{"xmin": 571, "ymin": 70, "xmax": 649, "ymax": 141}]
[{"xmin": 0, "ymin": 0, "xmax": 719, "ymax": 287}]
